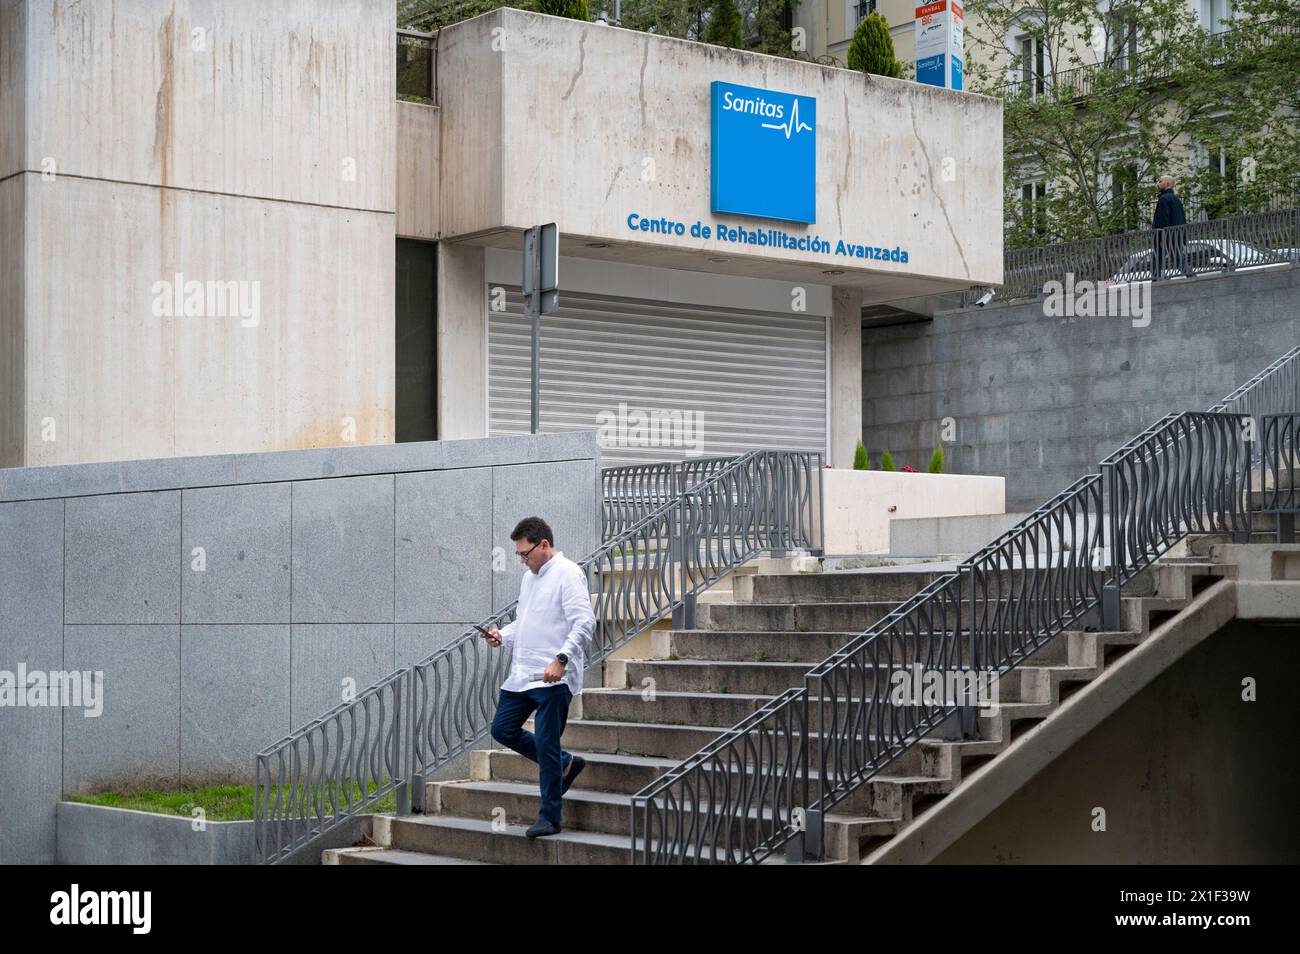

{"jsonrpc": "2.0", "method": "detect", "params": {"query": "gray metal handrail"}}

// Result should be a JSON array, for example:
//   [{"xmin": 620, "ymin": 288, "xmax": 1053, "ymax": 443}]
[
  {"xmin": 1209, "ymin": 346, "xmax": 1300, "ymax": 419},
  {"xmin": 961, "ymin": 207, "xmax": 1299, "ymax": 307},
  {"xmin": 601, "ymin": 456, "xmax": 737, "ymax": 538},
  {"xmin": 1101, "ymin": 412, "xmax": 1252, "ymax": 607},
  {"xmin": 1261, "ymin": 414, "xmax": 1300, "ymax": 541},
  {"xmin": 255, "ymin": 449, "xmax": 822, "ymax": 864},
  {"xmin": 406, "ymin": 450, "xmax": 823, "ymax": 796},
  {"xmin": 631, "ymin": 345, "xmax": 1295, "ymax": 864}
]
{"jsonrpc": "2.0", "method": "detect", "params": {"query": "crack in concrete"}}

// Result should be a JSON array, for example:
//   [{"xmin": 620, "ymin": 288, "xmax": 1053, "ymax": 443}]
[
  {"xmin": 908, "ymin": 95, "xmax": 970, "ymax": 279},
  {"xmin": 638, "ymin": 38, "xmax": 649, "ymax": 127},
  {"xmin": 562, "ymin": 30, "xmax": 587, "ymax": 101},
  {"xmin": 604, "ymin": 162, "xmax": 624, "ymax": 205},
  {"xmin": 838, "ymin": 89, "xmax": 851, "ymax": 234}
]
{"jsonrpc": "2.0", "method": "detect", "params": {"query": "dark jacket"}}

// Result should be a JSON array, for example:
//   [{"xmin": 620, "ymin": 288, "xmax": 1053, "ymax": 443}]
[{"xmin": 1153, "ymin": 188, "xmax": 1187, "ymax": 229}]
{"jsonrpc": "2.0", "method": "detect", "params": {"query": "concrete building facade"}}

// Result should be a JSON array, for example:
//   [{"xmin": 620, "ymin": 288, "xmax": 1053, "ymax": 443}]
[{"xmin": 1, "ymin": 1, "xmax": 1002, "ymax": 472}]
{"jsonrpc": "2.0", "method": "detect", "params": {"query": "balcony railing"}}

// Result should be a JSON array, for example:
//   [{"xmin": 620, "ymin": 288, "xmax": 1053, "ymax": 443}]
[{"xmin": 997, "ymin": 19, "xmax": 1296, "ymax": 102}]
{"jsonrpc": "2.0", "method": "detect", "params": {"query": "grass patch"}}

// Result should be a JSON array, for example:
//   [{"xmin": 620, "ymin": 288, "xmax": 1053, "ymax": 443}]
[{"xmin": 67, "ymin": 780, "xmax": 400, "ymax": 821}]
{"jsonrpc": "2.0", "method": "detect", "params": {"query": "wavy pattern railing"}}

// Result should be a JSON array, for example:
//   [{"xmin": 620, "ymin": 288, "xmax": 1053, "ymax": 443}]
[
  {"xmin": 255, "ymin": 449, "xmax": 821, "ymax": 864},
  {"xmin": 630, "ymin": 688, "xmax": 808, "ymax": 864},
  {"xmin": 1262, "ymin": 414, "xmax": 1300, "ymax": 528},
  {"xmin": 1102, "ymin": 412, "xmax": 1252, "ymax": 601},
  {"xmin": 633, "ymin": 346, "xmax": 1296, "ymax": 864},
  {"xmin": 254, "ymin": 669, "xmax": 409, "ymax": 865},
  {"xmin": 632, "ymin": 475, "xmax": 1105, "ymax": 862},
  {"xmin": 1209, "ymin": 346, "xmax": 1300, "ymax": 461},
  {"xmin": 601, "ymin": 456, "xmax": 736, "ymax": 538}
]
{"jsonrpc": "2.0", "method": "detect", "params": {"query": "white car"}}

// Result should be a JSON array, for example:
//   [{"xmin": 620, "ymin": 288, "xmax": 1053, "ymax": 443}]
[{"xmin": 1105, "ymin": 239, "xmax": 1291, "ymax": 284}]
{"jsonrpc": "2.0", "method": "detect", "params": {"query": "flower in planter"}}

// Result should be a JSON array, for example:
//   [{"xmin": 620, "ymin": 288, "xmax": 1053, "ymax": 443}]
[{"xmin": 899, "ymin": 465, "xmax": 920, "ymax": 473}]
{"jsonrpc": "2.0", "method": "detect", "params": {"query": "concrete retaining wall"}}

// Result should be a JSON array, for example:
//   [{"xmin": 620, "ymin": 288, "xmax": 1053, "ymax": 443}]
[
  {"xmin": 55, "ymin": 802, "xmax": 374, "ymax": 865},
  {"xmin": 862, "ymin": 265, "xmax": 1300, "ymax": 512},
  {"xmin": 935, "ymin": 620, "xmax": 1300, "ymax": 863},
  {"xmin": 822, "ymin": 468, "xmax": 1005, "ymax": 555},
  {"xmin": 0, "ymin": 431, "xmax": 600, "ymax": 863}
]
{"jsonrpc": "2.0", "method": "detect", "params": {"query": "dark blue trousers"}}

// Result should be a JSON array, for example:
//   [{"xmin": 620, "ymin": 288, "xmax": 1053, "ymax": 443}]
[{"xmin": 490, "ymin": 684, "xmax": 575, "ymax": 825}]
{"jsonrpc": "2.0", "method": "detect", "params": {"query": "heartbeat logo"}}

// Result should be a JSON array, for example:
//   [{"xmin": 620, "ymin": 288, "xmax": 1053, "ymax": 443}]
[{"xmin": 761, "ymin": 99, "xmax": 812, "ymax": 139}]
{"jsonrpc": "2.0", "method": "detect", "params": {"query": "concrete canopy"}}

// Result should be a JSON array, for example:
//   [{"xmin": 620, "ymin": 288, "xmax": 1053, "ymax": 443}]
[{"xmin": 423, "ymin": 9, "xmax": 1003, "ymax": 304}]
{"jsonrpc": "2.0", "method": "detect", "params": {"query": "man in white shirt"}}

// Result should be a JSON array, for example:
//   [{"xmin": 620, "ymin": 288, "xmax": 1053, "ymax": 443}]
[{"xmin": 482, "ymin": 516, "xmax": 595, "ymax": 838}]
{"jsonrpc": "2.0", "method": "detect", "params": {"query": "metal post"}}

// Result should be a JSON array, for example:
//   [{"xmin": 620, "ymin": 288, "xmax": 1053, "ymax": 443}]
[
  {"xmin": 394, "ymin": 675, "xmax": 410, "ymax": 816},
  {"xmin": 1235, "ymin": 419, "xmax": 1253, "ymax": 543},
  {"xmin": 1101, "ymin": 462, "xmax": 1123, "ymax": 631},
  {"xmin": 528, "ymin": 232, "xmax": 542, "ymax": 434},
  {"xmin": 944, "ymin": 566, "xmax": 976, "ymax": 740}
]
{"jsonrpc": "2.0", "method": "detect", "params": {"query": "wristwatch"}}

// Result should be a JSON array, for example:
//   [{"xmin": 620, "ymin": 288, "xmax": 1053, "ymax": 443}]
[{"xmin": 555, "ymin": 653, "xmax": 569, "ymax": 666}]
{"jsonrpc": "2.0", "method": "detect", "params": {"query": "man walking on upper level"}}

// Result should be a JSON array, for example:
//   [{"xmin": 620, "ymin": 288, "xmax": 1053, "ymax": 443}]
[
  {"xmin": 481, "ymin": 516, "xmax": 594, "ymax": 838},
  {"xmin": 1152, "ymin": 173, "xmax": 1193, "ymax": 280}
]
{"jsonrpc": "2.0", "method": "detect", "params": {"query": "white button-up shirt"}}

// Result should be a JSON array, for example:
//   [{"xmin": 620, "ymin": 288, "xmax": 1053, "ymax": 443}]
[{"xmin": 498, "ymin": 551, "xmax": 595, "ymax": 697}]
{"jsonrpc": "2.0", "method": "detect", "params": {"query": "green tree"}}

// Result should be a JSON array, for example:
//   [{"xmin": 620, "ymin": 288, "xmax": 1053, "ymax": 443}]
[
  {"xmin": 846, "ymin": 11, "xmax": 902, "ymax": 78},
  {"xmin": 928, "ymin": 446, "xmax": 944, "ymax": 474},
  {"xmin": 706, "ymin": 0, "xmax": 744, "ymax": 48},
  {"xmin": 400, "ymin": 1, "xmax": 806, "ymax": 59},
  {"xmin": 881, "ymin": 450, "xmax": 897, "ymax": 472},
  {"xmin": 853, "ymin": 439, "xmax": 869, "ymax": 470},
  {"xmin": 537, "ymin": 0, "xmax": 589, "ymax": 17},
  {"xmin": 963, "ymin": 0, "xmax": 1300, "ymax": 246}
]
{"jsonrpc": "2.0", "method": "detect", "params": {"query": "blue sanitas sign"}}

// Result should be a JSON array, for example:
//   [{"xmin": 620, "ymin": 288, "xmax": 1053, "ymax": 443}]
[{"xmin": 710, "ymin": 81, "xmax": 816, "ymax": 224}]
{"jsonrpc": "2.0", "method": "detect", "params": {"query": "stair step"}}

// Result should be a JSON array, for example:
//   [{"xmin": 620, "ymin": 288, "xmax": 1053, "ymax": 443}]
[
  {"xmin": 379, "ymin": 813, "xmax": 801, "ymax": 865},
  {"xmin": 744, "ymin": 571, "xmax": 947, "ymax": 603},
  {"xmin": 382, "ymin": 813, "xmax": 639, "ymax": 864},
  {"xmin": 579, "ymin": 688, "xmax": 778, "ymax": 726},
  {"xmin": 700, "ymin": 601, "xmax": 901, "ymax": 632},
  {"xmin": 656, "ymin": 629, "xmax": 860, "ymax": 662},
  {"xmin": 523, "ymin": 716, "xmax": 724, "ymax": 759},
  {"xmin": 616, "ymin": 658, "xmax": 813, "ymax": 694},
  {"xmin": 323, "ymin": 846, "xmax": 488, "ymax": 865}
]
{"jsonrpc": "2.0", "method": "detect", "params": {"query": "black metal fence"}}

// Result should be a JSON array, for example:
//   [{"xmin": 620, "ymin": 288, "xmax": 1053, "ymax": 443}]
[{"xmin": 962, "ymin": 207, "xmax": 1299, "ymax": 307}]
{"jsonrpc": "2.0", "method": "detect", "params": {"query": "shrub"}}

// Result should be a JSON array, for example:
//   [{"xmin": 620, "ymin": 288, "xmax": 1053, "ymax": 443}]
[
  {"xmin": 853, "ymin": 439, "xmax": 868, "ymax": 470},
  {"xmin": 536, "ymin": 0, "xmax": 590, "ymax": 19},
  {"xmin": 881, "ymin": 450, "xmax": 897, "ymax": 472},
  {"xmin": 846, "ymin": 11, "xmax": 902, "ymax": 79},
  {"xmin": 928, "ymin": 446, "xmax": 944, "ymax": 474},
  {"xmin": 705, "ymin": 0, "xmax": 744, "ymax": 48}
]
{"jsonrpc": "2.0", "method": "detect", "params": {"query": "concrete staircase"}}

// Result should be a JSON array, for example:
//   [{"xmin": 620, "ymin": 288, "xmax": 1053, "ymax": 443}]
[{"xmin": 324, "ymin": 535, "xmax": 1297, "ymax": 865}]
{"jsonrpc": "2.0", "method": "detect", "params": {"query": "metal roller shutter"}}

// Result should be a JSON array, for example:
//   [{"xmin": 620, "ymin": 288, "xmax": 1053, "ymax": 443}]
[{"xmin": 487, "ymin": 285, "xmax": 827, "ymax": 466}]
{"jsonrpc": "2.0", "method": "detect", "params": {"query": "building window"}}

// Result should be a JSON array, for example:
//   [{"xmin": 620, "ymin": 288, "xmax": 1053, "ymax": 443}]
[
  {"xmin": 1200, "ymin": 146, "xmax": 1243, "ymax": 218},
  {"xmin": 1200, "ymin": 0, "xmax": 1234, "ymax": 31},
  {"xmin": 1110, "ymin": 164, "xmax": 1141, "ymax": 232},
  {"xmin": 1104, "ymin": 7, "xmax": 1139, "ymax": 73},
  {"xmin": 855, "ymin": 0, "xmax": 877, "ymax": 22},
  {"xmin": 1021, "ymin": 180, "xmax": 1049, "ymax": 238},
  {"xmin": 1016, "ymin": 32, "xmax": 1046, "ymax": 97},
  {"xmin": 396, "ymin": 239, "xmax": 438, "ymax": 443}
]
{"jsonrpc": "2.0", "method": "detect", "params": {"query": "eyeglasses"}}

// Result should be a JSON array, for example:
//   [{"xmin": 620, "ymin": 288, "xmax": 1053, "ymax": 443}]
[{"xmin": 516, "ymin": 540, "xmax": 541, "ymax": 562}]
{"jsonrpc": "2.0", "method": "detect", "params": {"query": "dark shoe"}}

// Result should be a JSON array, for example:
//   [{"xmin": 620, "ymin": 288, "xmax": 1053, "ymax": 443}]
[
  {"xmin": 562, "ymin": 755, "xmax": 587, "ymax": 794},
  {"xmin": 525, "ymin": 818, "xmax": 561, "ymax": 839}
]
